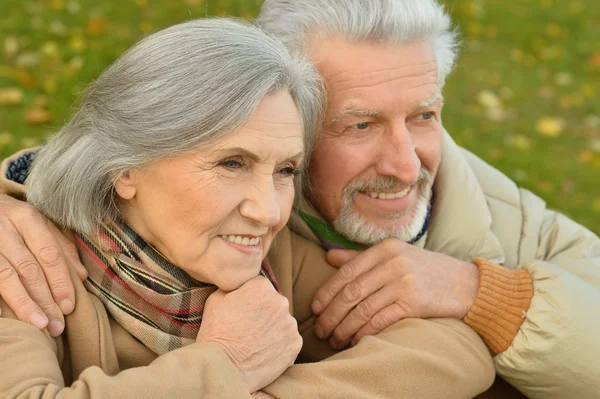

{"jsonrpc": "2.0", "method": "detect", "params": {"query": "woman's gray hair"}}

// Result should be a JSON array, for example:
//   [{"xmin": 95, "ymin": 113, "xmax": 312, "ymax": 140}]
[
  {"xmin": 256, "ymin": 0, "xmax": 460, "ymax": 87},
  {"xmin": 26, "ymin": 18, "xmax": 323, "ymax": 235}
]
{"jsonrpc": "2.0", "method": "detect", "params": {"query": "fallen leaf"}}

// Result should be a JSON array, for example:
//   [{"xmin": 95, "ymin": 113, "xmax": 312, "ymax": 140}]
[
  {"xmin": 68, "ymin": 56, "xmax": 84, "ymax": 72},
  {"xmin": 545, "ymin": 24, "xmax": 562, "ymax": 38},
  {"xmin": 87, "ymin": 18, "xmax": 108, "ymax": 36},
  {"xmin": 555, "ymin": 72, "xmax": 573, "ymax": 86},
  {"xmin": 25, "ymin": 109, "xmax": 53, "ymax": 124},
  {"xmin": 590, "ymin": 53, "xmax": 600, "ymax": 69},
  {"xmin": 41, "ymin": 41, "xmax": 60, "ymax": 58},
  {"xmin": 477, "ymin": 90, "xmax": 502, "ymax": 109},
  {"xmin": 584, "ymin": 115, "xmax": 600, "ymax": 129},
  {"xmin": 14, "ymin": 70, "xmax": 37, "ymax": 88},
  {"xmin": 594, "ymin": 200, "xmax": 600, "ymax": 213},
  {"xmin": 69, "ymin": 35, "xmax": 86, "ymax": 52},
  {"xmin": 538, "ymin": 86, "xmax": 555, "ymax": 99},
  {"xmin": 0, "ymin": 87, "xmax": 24, "ymax": 105},
  {"xmin": 4, "ymin": 36, "xmax": 19, "ymax": 57},
  {"xmin": 15, "ymin": 52, "xmax": 41, "ymax": 68},
  {"xmin": 536, "ymin": 117, "xmax": 565, "ymax": 137},
  {"xmin": 507, "ymin": 134, "xmax": 532, "ymax": 150},
  {"xmin": 33, "ymin": 95, "xmax": 49, "ymax": 108},
  {"xmin": 42, "ymin": 78, "xmax": 58, "ymax": 94},
  {"xmin": 578, "ymin": 150, "xmax": 594, "ymax": 164},
  {"xmin": 48, "ymin": 21, "xmax": 68, "ymax": 36},
  {"xmin": 51, "ymin": 0, "xmax": 65, "ymax": 10},
  {"xmin": 66, "ymin": 1, "xmax": 81, "ymax": 14}
]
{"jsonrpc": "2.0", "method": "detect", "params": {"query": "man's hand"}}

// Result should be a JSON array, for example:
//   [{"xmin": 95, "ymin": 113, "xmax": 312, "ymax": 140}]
[
  {"xmin": 311, "ymin": 238, "xmax": 480, "ymax": 350},
  {"xmin": 197, "ymin": 276, "xmax": 302, "ymax": 394},
  {"xmin": 0, "ymin": 194, "xmax": 87, "ymax": 336}
]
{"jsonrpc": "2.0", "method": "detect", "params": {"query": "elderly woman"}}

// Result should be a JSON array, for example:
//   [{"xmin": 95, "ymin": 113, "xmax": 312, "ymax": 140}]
[
  {"xmin": 0, "ymin": 17, "xmax": 321, "ymax": 398},
  {"xmin": 0, "ymin": 17, "xmax": 495, "ymax": 399}
]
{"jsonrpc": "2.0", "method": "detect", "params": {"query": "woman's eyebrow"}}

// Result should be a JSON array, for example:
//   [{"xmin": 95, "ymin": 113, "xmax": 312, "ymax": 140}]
[{"xmin": 215, "ymin": 147, "xmax": 304, "ymax": 163}]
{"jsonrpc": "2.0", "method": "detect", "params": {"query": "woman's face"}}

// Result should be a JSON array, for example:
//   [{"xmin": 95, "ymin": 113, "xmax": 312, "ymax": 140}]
[{"xmin": 116, "ymin": 92, "xmax": 304, "ymax": 291}]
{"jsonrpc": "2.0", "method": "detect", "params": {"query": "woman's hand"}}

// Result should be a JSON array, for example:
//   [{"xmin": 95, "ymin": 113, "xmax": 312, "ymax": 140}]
[
  {"xmin": 0, "ymin": 194, "xmax": 87, "ymax": 335},
  {"xmin": 197, "ymin": 276, "xmax": 302, "ymax": 393}
]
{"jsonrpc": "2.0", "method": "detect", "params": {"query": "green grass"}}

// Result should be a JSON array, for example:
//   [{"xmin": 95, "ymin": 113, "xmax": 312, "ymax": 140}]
[{"xmin": 1, "ymin": 0, "xmax": 599, "ymax": 234}]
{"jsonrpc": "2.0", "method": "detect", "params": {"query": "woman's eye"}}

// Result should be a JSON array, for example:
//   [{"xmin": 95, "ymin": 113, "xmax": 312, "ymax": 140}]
[
  {"xmin": 353, "ymin": 122, "xmax": 370, "ymax": 130},
  {"xmin": 277, "ymin": 166, "xmax": 299, "ymax": 177},
  {"xmin": 219, "ymin": 159, "xmax": 245, "ymax": 169}
]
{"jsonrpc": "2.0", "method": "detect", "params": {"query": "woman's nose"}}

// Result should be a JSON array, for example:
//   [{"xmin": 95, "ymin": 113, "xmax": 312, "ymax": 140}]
[{"xmin": 238, "ymin": 180, "xmax": 281, "ymax": 227}]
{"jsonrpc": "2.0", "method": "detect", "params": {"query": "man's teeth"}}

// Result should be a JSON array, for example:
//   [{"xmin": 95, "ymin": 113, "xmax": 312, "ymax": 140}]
[
  {"xmin": 222, "ymin": 235, "xmax": 261, "ymax": 246},
  {"xmin": 367, "ymin": 187, "xmax": 410, "ymax": 199}
]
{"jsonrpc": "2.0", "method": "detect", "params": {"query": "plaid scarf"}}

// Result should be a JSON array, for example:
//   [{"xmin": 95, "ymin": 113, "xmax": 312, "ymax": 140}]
[{"xmin": 74, "ymin": 219, "xmax": 278, "ymax": 355}]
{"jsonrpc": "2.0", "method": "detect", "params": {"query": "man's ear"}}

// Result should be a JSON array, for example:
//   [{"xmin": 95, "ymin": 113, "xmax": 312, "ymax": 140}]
[{"xmin": 114, "ymin": 170, "xmax": 137, "ymax": 200}]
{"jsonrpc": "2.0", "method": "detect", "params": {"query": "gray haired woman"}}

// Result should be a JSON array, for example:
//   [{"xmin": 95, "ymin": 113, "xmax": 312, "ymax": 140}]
[{"xmin": 0, "ymin": 18, "xmax": 325, "ymax": 398}]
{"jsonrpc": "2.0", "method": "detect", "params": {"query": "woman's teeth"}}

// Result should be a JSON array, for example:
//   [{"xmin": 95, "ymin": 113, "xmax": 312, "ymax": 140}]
[
  {"xmin": 366, "ymin": 187, "xmax": 410, "ymax": 199},
  {"xmin": 222, "ymin": 235, "xmax": 261, "ymax": 246}
]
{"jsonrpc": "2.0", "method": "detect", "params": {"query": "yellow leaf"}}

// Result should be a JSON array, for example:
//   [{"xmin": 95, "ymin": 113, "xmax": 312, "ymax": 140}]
[
  {"xmin": 69, "ymin": 35, "xmax": 86, "ymax": 52},
  {"xmin": 135, "ymin": 0, "xmax": 148, "ymax": 6},
  {"xmin": 42, "ymin": 78, "xmax": 58, "ymax": 94},
  {"xmin": 33, "ymin": 95, "xmax": 49, "ymax": 108},
  {"xmin": 0, "ymin": 87, "xmax": 24, "ymax": 105},
  {"xmin": 508, "ymin": 135, "xmax": 532, "ymax": 151},
  {"xmin": 545, "ymin": 24, "xmax": 562, "ymax": 38},
  {"xmin": 25, "ymin": 109, "xmax": 53, "ymax": 124},
  {"xmin": 14, "ymin": 70, "xmax": 37, "ymax": 88},
  {"xmin": 536, "ymin": 117, "xmax": 565, "ymax": 137},
  {"xmin": 4, "ymin": 36, "xmax": 19, "ymax": 58},
  {"xmin": 593, "ymin": 200, "xmax": 600, "ymax": 213},
  {"xmin": 581, "ymin": 84, "xmax": 596, "ymax": 98},
  {"xmin": 477, "ymin": 90, "xmax": 502, "ymax": 109},
  {"xmin": 41, "ymin": 41, "xmax": 60, "ymax": 58}
]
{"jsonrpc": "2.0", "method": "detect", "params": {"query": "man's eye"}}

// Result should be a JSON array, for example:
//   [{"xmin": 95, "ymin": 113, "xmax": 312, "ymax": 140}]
[
  {"xmin": 420, "ymin": 112, "xmax": 434, "ymax": 120},
  {"xmin": 353, "ymin": 122, "xmax": 370, "ymax": 130}
]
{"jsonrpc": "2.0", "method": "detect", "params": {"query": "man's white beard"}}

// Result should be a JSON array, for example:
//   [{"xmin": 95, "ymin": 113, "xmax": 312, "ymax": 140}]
[{"xmin": 332, "ymin": 169, "xmax": 432, "ymax": 246}]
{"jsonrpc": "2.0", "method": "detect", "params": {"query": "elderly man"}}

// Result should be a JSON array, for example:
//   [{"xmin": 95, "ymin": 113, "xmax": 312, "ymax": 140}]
[{"xmin": 1, "ymin": 0, "xmax": 599, "ymax": 398}]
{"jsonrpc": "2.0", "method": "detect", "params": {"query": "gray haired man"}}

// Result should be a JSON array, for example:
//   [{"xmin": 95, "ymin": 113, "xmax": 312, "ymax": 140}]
[{"xmin": 255, "ymin": 1, "xmax": 600, "ymax": 397}]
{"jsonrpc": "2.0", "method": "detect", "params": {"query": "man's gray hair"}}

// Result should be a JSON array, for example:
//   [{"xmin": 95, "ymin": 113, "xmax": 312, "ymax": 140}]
[
  {"xmin": 256, "ymin": 0, "xmax": 460, "ymax": 86},
  {"xmin": 26, "ymin": 18, "xmax": 323, "ymax": 234}
]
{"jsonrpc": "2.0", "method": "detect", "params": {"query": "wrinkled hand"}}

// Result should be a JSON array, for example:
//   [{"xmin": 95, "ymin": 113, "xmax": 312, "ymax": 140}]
[
  {"xmin": 197, "ymin": 276, "xmax": 302, "ymax": 394},
  {"xmin": 311, "ymin": 238, "xmax": 480, "ymax": 350},
  {"xmin": 0, "ymin": 194, "xmax": 88, "ymax": 336}
]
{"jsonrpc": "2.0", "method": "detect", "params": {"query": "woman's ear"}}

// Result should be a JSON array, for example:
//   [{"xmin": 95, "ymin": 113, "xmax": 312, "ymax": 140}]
[{"xmin": 114, "ymin": 170, "xmax": 137, "ymax": 200}]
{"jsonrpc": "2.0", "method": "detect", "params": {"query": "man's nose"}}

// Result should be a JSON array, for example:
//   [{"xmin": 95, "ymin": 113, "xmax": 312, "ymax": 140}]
[
  {"xmin": 374, "ymin": 123, "xmax": 421, "ymax": 184},
  {"xmin": 238, "ymin": 178, "xmax": 281, "ymax": 227}
]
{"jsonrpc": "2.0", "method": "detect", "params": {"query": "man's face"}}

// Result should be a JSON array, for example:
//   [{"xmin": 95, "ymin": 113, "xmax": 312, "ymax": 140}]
[{"xmin": 307, "ymin": 38, "xmax": 444, "ymax": 245}]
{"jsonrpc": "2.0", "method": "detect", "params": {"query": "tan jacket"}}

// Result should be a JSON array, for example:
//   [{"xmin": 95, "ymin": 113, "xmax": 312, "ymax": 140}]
[
  {"xmin": 290, "ymin": 132, "xmax": 600, "ymax": 398},
  {"xmin": 0, "ymin": 153, "xmax": 495, "ymax": 398}
]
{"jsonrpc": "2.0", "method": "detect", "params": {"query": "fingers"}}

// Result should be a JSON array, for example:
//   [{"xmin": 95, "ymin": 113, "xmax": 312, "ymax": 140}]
[
  {"xmin": 326, "ymin": 249, "xmax": 360, "ymax": 268},
  {"xmin": 13, "ymin": 211, "xmax": 77, "ymax": 316},
  {"xmin": 328, "ymin": 285, "xmax": 398, "ymax": 350},
  {"xmin": 0, "ymin": 214, "xmax": 66, "ymax": 336},
  {"xmin": 312, "ymin": 247, "xmax": 386, "ymax": 315},
  {"xmin": 313, "ymin": 263, "xmax": 391, "ymax": 344},
  {"xmin": 351, "ymin": 303, "xmax": 408, "ymax": 347},
  {"xmin": 47, "ymin": 219, "xmax": 88, "ymax": 282},
  {"xmin": 0, "ymin": 253, "xmax": 49, "ymax": 330}
]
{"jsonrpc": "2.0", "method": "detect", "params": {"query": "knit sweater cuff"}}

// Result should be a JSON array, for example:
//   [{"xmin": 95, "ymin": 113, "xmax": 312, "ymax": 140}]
[{"xmin": 463, "ymin": 258, "xmax": 534, "ymax": 356}]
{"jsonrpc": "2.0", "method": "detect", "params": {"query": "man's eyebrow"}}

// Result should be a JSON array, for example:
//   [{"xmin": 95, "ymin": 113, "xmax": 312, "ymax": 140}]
[
  {"xmin": 417, "ymin": 93, "xmax": 444, "ymax": 109},
  {"xmin": 330, "ymin": 108, "xmax": 380, "ymax": 125}
]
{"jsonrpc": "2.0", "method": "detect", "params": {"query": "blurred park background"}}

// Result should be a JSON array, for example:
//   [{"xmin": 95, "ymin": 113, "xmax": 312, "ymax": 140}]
[{"xmin": 1, "ymin": 0, "xmax": 599, "ymax": 234}]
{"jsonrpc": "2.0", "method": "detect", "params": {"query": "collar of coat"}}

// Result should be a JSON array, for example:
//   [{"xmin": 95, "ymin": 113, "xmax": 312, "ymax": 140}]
[{"xmin": 288, "ymin": 131, "xmax": 506, "ymax": 264}]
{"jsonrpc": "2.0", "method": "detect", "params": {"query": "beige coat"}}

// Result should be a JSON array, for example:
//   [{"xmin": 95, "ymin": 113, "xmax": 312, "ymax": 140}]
[
  {"xmin": 0, "ymin": 152, "xmax": 495, "ymax": 398},
  {"xmin": 290, "ymin": 132, "xmax": 600, "ymax": 398}
]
